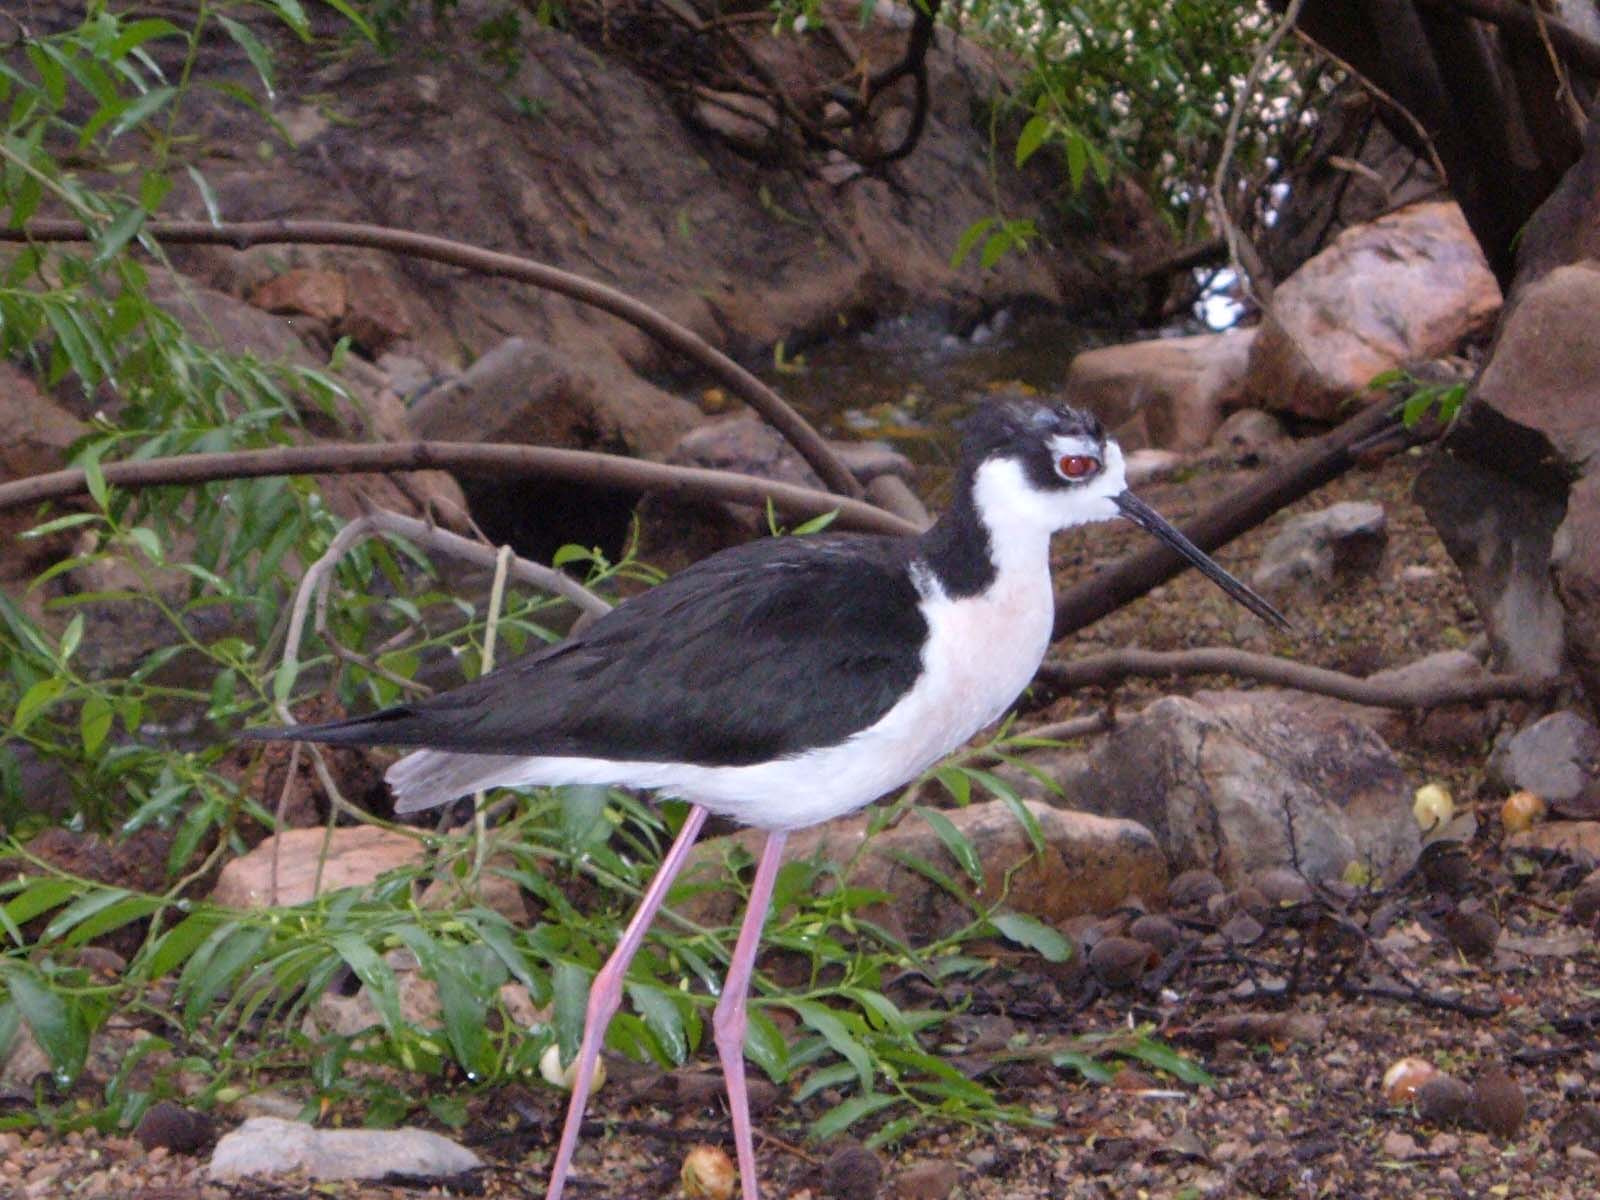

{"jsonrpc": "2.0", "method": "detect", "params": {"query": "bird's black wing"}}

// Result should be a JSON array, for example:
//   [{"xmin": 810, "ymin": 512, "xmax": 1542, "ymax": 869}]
[{"xmin": 249, "ymin": 534, "xmax": 929, "ymax": 766}]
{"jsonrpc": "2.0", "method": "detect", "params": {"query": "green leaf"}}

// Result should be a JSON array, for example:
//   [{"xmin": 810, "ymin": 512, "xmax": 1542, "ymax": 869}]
[
  {"xmin": 552, "ymin": 960, "xmax": 590, "ymax": 1068},
  {"xmin": 185, "ymin": 164, "xmax": 222, "ymax": 225},
  {"xmin": 20, "ymin": 512, "xmax": 101, "ymax": 539},
  {"xmin": 627, "ymin": 982, "xmax": 689, "ymax": 1065},
  {"xmin": 1051, "ymin": 1049, "xmax": 1116, "ymax": 1084},
  {"xmin": 91, "ymin": 203, "xmax": 149, "ymax": 267},
  {"xmin": 180, "ymin": 922, "xmax": 269, "ymax": 1027},
  {"xmin": 262, "ymin": 0, "xmax": 312, "ymax": 39},
  {"xmin": 950, "ymin": 216, "xmax": 996, "ymax": 269},
  {"xmin": 1065, "ymin": 131, "xmax": 1089, "ymax": 190},
  {"xmin": 108, "ymin": 85, "xmax": 177, "ymax": 140},
  {"xmin": 788, "ymin": 999, "xmax": 872, "ymax": 1094},
  {"xmin": 915, "ymin": 806, "xmax": 982, "ymax": 886},
  {"xmin": 791, "ymin": 508, "xmax": 840, "ymax": 536},
  {"xmin": 330, "ymin": 932, "xmax": 402, "ymax": 1030},
  {"xmin": 1123, "ymin": 1038, "xmax": 1214, "ymax": 1087},
  {"xmin": 58, "ymin": 613, "xmax": 84, "ymax": 662},
  {"xmin": 1015, "ymin": 113, "xmax": 1051, "ymax": 167},
  {"xmin": 1, "ymin": 964, "xmax": 86, "ymax": 1083},
  {"xmin": 744, "ymin": 1007, "xmax": 790, "ymax": 1082},
  {"xmin": 989, "ymin": 911, "xmax": 1072, "ymax": 963},
  {"xmin": 2, "ymin": 876, "xmax": 80, "ymax": 935},
  {"xmin": 13, "ymin": 676, "xmax": 68, "ymax": 733},
  {"xmin": 811, "ymin": 1091, "xmax": 897, "ymax": 1141},
  {"xmin": 217, "ymin": 16, "xmax": 276, "ymax": 101}
]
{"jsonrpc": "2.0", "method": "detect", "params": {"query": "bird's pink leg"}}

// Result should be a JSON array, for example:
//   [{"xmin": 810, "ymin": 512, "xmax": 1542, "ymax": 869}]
[
  {"xmin": 545, "ymin": 803, "xmax": 709, "ymax": 1200},
  {"xmin": 712, "ymin": 830, "xmax": 788, "ymax": 1200}
]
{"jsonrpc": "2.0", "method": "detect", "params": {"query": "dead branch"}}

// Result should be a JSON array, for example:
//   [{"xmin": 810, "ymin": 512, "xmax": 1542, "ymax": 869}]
[
  {"xmin": 0, "ymin": 218, "xmax": 862, "ymax": 499},
  {"xmin": 1038, "ymin": 646, "xmax": 1563, "ymax": 710},
  {"xmin": 1423, "ymin": 0, "xmax": 1600, "ymax": 77},
  {"xmin": 1051, "ymin": 398, "xmax": 1404, "ymax": 638},
  {"xmin": 0, "ymin": 439, "xmax": 921, "ymax": 536}
]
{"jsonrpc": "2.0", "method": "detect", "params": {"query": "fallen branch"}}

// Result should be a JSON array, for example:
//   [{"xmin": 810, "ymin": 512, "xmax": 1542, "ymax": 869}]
[
  {"xmin": 1038, "ymin": 646, "xmax": 1563, "ymax": 710},
  {"xmin": 1052, "ymin": 398, "xmax": 1404, "ymax": 637},
  {"xmin": 0, "ymin": 218, "xmax": 863, "ymax": 499},
  {"xmin": 0, "ymin": 439, "xmax": 920, "ymax": 536}
]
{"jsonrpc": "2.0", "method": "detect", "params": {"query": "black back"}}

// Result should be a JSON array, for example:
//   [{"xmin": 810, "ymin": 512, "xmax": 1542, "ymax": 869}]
[{"xmin": 284, "ymin": 533, "xmax": 929, "ymax": 766}]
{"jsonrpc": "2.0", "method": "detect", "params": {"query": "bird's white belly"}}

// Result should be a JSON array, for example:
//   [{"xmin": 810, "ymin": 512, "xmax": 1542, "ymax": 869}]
[{"xmin": 388, "ymin": 557, "xmax": 1057, "ymax": 830}]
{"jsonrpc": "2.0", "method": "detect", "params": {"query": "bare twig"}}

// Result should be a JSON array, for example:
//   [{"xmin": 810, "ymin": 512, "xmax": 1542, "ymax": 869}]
[
  {"xmin": 1038, "ymin": 646, "xmax": 1563, "ymax": 710},
  {"xmin": 0, "ymin": 218, "xmax": 862, "ymax": 498},
  {"xmin": 0, "ymin": 440, "xmax": 921, "ymax": 536}
]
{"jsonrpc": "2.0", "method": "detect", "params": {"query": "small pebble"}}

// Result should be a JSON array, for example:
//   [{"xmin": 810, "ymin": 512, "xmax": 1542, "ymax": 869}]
[
  {"xmin": 1167, "ymin": 869, "xmax": 1224, "ymax": 910},
  {"xmin": 1088, "ymin": 936, "xmax": 1154, "ymax": 988}
]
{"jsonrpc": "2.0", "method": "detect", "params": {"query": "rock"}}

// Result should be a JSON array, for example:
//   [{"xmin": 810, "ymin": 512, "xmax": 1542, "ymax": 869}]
[
  {"xmin": 1127, "ymin": 913, "xmax": 1182, "ymax": 954},
  {"xmin": 889, "ymin": 1159, "xmax": 962, "ymax": 1200},
  {"xmin": 1414, "ymin": 454, "xmax": 1568, "ymax": 682},
  {"xmin": 408, "ymin": 335, "xmax": 699, "ymax": 460},
  {"xmin": 1571, "ymin": 870, "xmax": 1600, "ymax": 924},
  {"xmin": 210, "ymin": 826, "xmax": 425, "ymax": 908},
  {"xmin": 339, "ymin": 266, "xmax": 415, "ymax": 354},
  {"xmin": 682, "ymin": 801, "xmax": 1166, "ymax": 944},
  {"xmin": 1122, "ymin": 448, "xmax": 1185, "ymax": 487},
  {"xmin": 1245, "ymin": 201, "xmax": 1501, "ymax": 419},
  {"xmin": 1440, "ymin": 902, "xmax": 1500, "ymax": 959},
  {"xmin": 690, "ymin": 90, "xmax": 778, "ymax": 154},
  {"xmin": 1087, "ymin": 936, "xmax": 1154, "ymax": 988},
  {"xmin": 0, "ymin": 362, "xmax": 86, "ymax": 483},
  {"xmin": 1252, "ymin": 501, "xmax": 1388, "ymax": 598},
  {"xmin": 1471, "ymin": 1068, "xmax": 1527, "ymax": 1139},
  {"xmin": 1060, "ymin": 692, "xmax": 1418, "ymax": 885},
  {"xmin": 1211, "ymin": 407, "xmax": 1289, "ymax": 467},
  {"xmin": 419, "ymin": 853, "xmax": 530, "ymax": 924},
  {"xmin": 1416, "ymin": 1074, "xmax": 1474, "ymax": 1126},
  {"xmin": 1062, "ymin": 329, "xmax": 1253, "ymax": 451},
  {"xmin": 820, "ymin": 1142, "xmax": 884, "ymax": 1200},
  {"xmin": 250, "ymin": 268, "xmax": 348, "ymax": 322},
  {"xmin": 1509, "ymin": 820, "xmax": 1600, "ymax": 860},
  {"xmin": 1251, "ymin": 867, "xmax": 1313, "ymax": 906},
  {"xmin": 207, "ymin": 1116, "xmax": 481, "ymax": 1181},
  {"xmin": 1167, "ymin": 869, "xmax": 1225, "ymax": 911},
  {"xmin": 135, "ymin": 1101, "xmax": 216, "ymax": 1154},
  {"xmin": 1491, "ymin": 711, "xmax": 1600, "ymax": 818},
  {"xmin": 0, "ymin": 1024, "xmax": 50, "ymax": 1098}
]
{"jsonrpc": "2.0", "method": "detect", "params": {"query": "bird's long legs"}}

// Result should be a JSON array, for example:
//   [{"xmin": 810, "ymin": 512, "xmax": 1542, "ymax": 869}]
[
  {"xmin": 544, "ymin": 802, "xmax": 709, "ymax": 1200},
  {"xmin": 712, "ymin": 830, "xmax": 788, "ymax": 1200}
]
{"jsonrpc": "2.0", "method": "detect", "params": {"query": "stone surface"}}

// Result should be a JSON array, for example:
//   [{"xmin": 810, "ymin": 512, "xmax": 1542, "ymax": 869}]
[
  {"xmin": 409, "ymin": 335, "xmax": 700, "ymax": 460},
  {"xmin": 250, "ymin": 268, "xmax": 349, "ymax": 322},
  {"xmin": 1059, "ymin": 692, "xmax": 1418, "ymax": 885},
  {"xmin": 210, "ymin": 826, "xmax": 425, "ymax": 908},
  {"xmin": 0, "ymin": 362, "xmax": 87, "ymax": 482},
  {"xmin": 1509, "ymin": 820, "xmax": 1600, "ymax": 861},
  {"xmin": 1245, "ymin": 201, "xmax": 1501, "ymax": 419},
  {"xmin": 1210, "ymin": 407, "xmax": 1289, "ymax": 467},
  {"xmin": 1414, "ymin": 453, "xmax": 1568, "ymax": 680},
  {"xmin": 1492, "ymin": 711, "xmax": 1600, "ymax": 818},
  {"xmin": 1063, "ymin": 329, "xmax": 1253, "ymax": 451},
  {"xmin": 208, "ymin": 1117, "xmax": 480, "ymax": 1181},
  {"xmin": 1252, "ymin": 501, "xmax": 1388, "ymax": 598},
  {"xmin": 682, "ymin": 800, "xmax": 1167, "ymax": 944}
]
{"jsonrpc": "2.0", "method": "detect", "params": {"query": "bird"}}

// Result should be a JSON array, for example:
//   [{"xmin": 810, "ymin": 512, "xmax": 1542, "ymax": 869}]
[{"xmin": 245, "ymin": 398, "xmax": 1287, "ymax": 1200}]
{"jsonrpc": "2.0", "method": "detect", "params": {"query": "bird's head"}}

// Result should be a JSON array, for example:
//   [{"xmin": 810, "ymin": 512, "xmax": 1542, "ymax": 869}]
[{"xmin": 959, "ymin": 398, "xmax": 1289, "ymax": 629}]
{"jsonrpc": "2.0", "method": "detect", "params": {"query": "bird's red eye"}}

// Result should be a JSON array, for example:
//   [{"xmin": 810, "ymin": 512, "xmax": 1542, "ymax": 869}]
[{"xmin": 1057, "ymin": 455, "xmax": 1100, "ymax": 479}]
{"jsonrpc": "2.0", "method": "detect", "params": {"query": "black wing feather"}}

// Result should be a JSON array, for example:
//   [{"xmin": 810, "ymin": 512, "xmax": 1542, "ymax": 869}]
[{"xmin": 248, "ymin": 534, "xmax": 929, "ymax": 766}]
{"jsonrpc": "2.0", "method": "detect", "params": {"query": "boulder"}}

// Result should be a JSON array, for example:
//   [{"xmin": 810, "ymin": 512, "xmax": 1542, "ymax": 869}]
[
  {"xmin": 210, "ymin": 826, "xmax": 424, "ymax": 908},
  {"xmin": 1252, "ymin": 501, "xmax": 1388, "ymax": 598},
  {"xmin": 1210, "ymin": 407, "xmax": 1289, "ymax": 467},
  {"xmin": 208, "ymin": 1117, "xmax": 480, "ymax": 1182},
  {"xmin": 1062, "ymin": 329, "xmax": 1253, "ymax": 451},
  {"xmin": 1245, "ymin": 201, "xmax": 1501, "ymax": 420},
  {"xmin": 681, "ymin": 800, "xmax": 1166, "ymax": 944},
  {"xmin": 1058, "ymin": 692, "xmax": 1418, "ymax": 884},
  {"xmin": 408, "ymin": 334, "xmax": 700, "ymax": 459},
  {"xmin": 1491, "ymin": 711, "xmax": 1600, "ymax": 819}
]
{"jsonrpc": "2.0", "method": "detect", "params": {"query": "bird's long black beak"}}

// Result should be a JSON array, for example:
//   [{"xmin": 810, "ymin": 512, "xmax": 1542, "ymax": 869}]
[{"xmin": 1113, "ymin": 491, "xmax": 1291, "ymax": 632}]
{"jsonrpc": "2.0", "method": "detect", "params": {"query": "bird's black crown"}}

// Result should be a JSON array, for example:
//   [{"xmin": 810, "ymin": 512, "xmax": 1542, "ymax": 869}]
[{"xmin": 958, "ymin": 398, "xmax": 1107, "ymax": 490}]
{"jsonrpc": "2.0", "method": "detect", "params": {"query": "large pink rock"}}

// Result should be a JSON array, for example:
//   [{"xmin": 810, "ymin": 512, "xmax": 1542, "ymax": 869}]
[
  {"xmin": 1063, "ymin": 329, "xmax": 1253, "ymax": 450},
  {"xmin": 1246, "ymin": 201, "xmax": 1501, "ymax": 419}
]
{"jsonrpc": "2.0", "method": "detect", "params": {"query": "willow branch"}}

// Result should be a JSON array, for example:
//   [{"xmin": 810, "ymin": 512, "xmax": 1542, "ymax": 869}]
[
  {"xmin": 1038, "ymin": 647, "xmax": 1563, "ymax": 710},
  {"xmin": 0, "ymin": 218, "xmax": 863, "ymax": 499},
  {"xmin": 0, "ymin": 439, "xmax": 920, "ymax": 536}
]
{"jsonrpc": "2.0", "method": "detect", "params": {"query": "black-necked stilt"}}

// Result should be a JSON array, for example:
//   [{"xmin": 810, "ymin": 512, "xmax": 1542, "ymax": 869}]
[{"xmin": 246, "ymin": 399, "xmax": 1286, "ymax": 1200}]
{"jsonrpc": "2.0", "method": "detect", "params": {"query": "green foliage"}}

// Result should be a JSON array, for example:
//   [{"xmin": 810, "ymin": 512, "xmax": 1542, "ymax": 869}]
[
  {"xmin": 1368, "ymin": 368, "xmax": 1469, "ymax": 429},
  {"xmin": 957, "ymin": 0, "xmax": 1324, "ymax": 261},
  {"xmin": 0, "ymin": 0, "xmax": 1214, "ymax": 1151}
]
